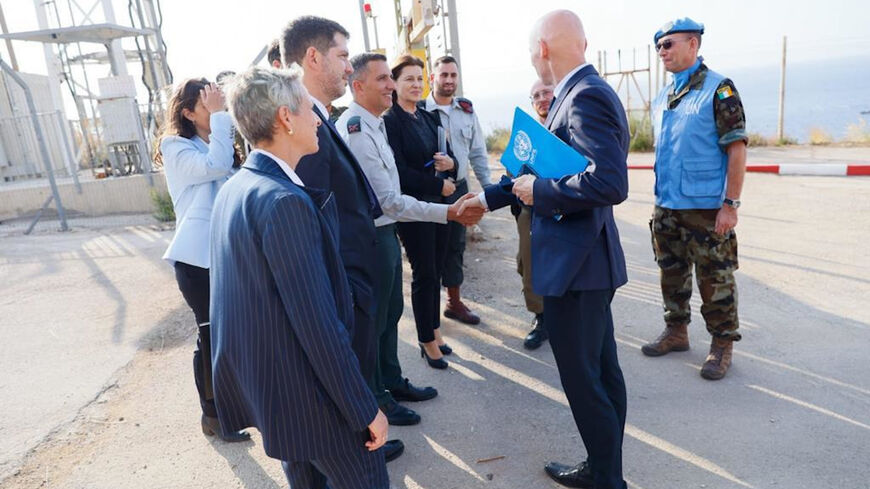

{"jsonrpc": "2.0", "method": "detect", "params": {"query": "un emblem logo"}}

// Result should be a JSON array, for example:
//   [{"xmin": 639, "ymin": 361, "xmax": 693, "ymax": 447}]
[{"xmin": 513, "ymin": 130, "xmax": 532, "ymax": 162}]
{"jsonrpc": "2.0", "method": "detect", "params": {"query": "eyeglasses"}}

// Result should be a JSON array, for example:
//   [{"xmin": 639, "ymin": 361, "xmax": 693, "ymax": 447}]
[
  {"xmin": 530, "ymin": 89, "xmax": 553, "ymax": 101},
  {"xmin": 655, "ymin": 37, "xmax": 689, "ymax": 52}
]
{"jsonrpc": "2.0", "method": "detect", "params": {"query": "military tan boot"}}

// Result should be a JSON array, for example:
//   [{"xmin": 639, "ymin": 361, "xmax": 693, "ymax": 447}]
[
  {"xmin": 641, "ymin": 324, "xmax": 690, "ymax": 357},
  {"xmin": 700, "ymin": 337, "xmax": 733, "ymax": 380}
]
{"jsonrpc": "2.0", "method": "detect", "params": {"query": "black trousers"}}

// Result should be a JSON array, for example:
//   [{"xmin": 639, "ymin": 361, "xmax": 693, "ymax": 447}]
[
  {"xmin": 397, "ymin": 219, "xmax": 451, "ymax": 343},
  {"xmin": 173, "ymin": 262, "xmax": 217, "ymax": 418},
  {"xmin": 441, "ymin": 179, "xmax": 468, "ymax": 288},
  {"xmin": 544, "ymin": 289, "xmax": 627, "ymax": 489}
]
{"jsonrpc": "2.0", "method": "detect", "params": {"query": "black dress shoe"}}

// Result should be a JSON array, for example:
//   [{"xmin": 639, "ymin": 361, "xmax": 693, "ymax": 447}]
[
  {"xmin": 419, "ymin": 344, "xmax": 448, "ymax": 369},
  {"xmin": 438, "ymin": 343, "xmax": 453, "ymax": 355},
  {"xmin": 544, "ymin": 460, "xmax": 593, "ymax": 488},
  {"xmin": 384, "ymin": 439, "xmax": 405, "ymax": 462},
  {"xmin": 382, "ymin": 400, "xmax": 421, "ymax": 426},
  {"xmin": 523, "ymin": 315, "xmax": 548, "ymax": 350},
  {"xmin": 201, "ymin": 415, "xmax": 252, "ymax": 443},
  {"xmin": 389, "ymin": 378, "xmax": 438, "ymax": 402}
]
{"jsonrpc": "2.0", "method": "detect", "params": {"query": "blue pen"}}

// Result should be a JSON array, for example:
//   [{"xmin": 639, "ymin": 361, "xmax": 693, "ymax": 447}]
[{"xmin": 424, "ymin": 159, "xmax": 435, "ymax": 168}]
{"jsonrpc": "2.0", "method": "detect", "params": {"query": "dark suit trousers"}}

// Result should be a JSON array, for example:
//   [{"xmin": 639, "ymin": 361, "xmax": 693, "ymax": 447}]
[
  {"xmin": 441, "ymin": 179, "xmax": 468, "ymax": 288},
  {"xmin": 544, "ymin": 289, "xmax": 627, "ymax": 489},
  {"xmin": 173, "ymin": 262, "xmax": 217, "ymax": 418},
  {"xmin": 351, "ymin": 301, "xmax": 377, "ymax": 383},
  {"xmin": 370, "ymin": 225, "xmax": 405, "ymax": 405},
  {"xmin": 397, "ymin": 219, "xmax": 451, "ymax": 343},
  {"xmin": 282, "ymin": 443, "xmax": 388, "ymax": 489}
]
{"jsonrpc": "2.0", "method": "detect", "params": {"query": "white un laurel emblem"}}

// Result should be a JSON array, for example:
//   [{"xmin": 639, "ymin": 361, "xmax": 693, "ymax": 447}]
[{"xmin": 513, "ymin": 130, "xmax": 532, "ymax": 162}]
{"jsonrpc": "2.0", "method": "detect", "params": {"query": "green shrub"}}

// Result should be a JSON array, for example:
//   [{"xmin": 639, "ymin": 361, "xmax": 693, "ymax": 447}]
[
  {"xmin": 485, "ymin": 126, "xmax": 511, "ymax": 154},
  {"xmin": 150, "ymin": 189, "xmax": 175, "ymax": 222},
  {"xmin": 628, "ymin": 114, "xmax": 654, "ymax": 152},
  {"xmin": 775, "ymin": 135, "xmax": 798, "ymax": 146}
]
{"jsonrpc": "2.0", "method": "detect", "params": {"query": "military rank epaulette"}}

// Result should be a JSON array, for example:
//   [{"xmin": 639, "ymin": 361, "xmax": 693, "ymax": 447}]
[
  {"xmin": 456, "ymin": 97, "xmax": 474, "ymax": 114},
  {"xmin": 346, "ymin": 115, "xmax": 362, "ymax": 134}
]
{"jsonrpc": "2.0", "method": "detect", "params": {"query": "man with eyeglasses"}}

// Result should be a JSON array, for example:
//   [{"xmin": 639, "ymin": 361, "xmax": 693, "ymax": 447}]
[
  {"xmin": 643, "ymin": 17, "xmax": 748, "ymax": 381},
  {"xmin": 512, "ymin": 79, "xmax": 553, "ymax": 350},
  {"xmin": 530, "ymin": 80, "xmax": 555, "ymax": 124}
]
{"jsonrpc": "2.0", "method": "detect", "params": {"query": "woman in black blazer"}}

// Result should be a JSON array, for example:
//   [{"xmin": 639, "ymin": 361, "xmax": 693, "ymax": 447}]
[{"xmin": 383, "ymin": 54, "xmax": 457, "ymax": 370}]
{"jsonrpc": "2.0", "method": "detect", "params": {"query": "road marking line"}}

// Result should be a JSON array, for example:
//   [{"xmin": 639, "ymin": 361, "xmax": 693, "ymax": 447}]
[
  {"xmin": 422, "ymin": 434, "xmax": 486, "ymax": 482},
  {"xmin": 747, "ymin": 384, "xmax": 870, "ymax": 430},
  {"xmin": 445, "ymin": 338, "xmax": 754, "ymax": 488}
]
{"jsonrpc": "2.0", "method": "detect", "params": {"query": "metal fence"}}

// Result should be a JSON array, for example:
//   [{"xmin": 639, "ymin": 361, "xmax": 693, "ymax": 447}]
[{"xmin": 0, "ymin": 110, "xmax": 77, "ymax": 182}]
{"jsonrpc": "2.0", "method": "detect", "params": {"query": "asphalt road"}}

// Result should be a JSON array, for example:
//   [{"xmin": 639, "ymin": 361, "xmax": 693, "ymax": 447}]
[{"xmin": 1, "ymin": 168, "xmax": 868, "ymax": 489}]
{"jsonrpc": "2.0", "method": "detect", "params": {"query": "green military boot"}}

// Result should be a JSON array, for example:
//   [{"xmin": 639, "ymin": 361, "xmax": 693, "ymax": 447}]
[
  {"xmin": 641, "ymin": 324, "xmax": 689, "ymax": 357},
  {"xmin": 700, "ymin": 337, "xmax": 733, "ymax": 380}
]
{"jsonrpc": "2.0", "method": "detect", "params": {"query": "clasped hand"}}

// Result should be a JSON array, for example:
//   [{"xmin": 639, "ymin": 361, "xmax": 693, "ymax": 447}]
[
  {"xmin": 447, "ymin": 193, "xmax": 485, "ymax": 226},
  {"xmin": 433, "ymin": 152, "xmax": 454, "ymax": 172},
  {"xmin": 511, "ymin": 174, "xmax": 536, "ymax": 206}
]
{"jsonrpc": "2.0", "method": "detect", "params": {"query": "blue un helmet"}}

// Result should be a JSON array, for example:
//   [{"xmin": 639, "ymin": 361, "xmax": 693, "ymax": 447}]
[{"xmin": 654, "ymin": 17, "xmax": 705, "ymax": 44}]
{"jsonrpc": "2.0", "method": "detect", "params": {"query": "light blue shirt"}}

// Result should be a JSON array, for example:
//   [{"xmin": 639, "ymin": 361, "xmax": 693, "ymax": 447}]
[{"xmin": 161, "ymin": 111, "xmax": 236, "ymax": 268}]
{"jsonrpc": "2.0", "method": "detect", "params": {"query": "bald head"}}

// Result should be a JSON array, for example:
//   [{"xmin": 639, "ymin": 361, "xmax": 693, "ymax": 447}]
[{"xmin": 529, "ymin": 10, "xmax": 587, "ymax": 85}]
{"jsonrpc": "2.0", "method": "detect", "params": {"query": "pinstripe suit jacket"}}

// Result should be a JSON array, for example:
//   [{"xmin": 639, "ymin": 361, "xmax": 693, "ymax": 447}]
[{"xmin": 209, "ymin": 151, "xmax": 378, "ymax": 461}]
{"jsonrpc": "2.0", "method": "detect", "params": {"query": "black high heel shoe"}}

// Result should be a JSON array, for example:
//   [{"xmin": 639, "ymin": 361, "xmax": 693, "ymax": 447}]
[
  {"xmin": 438, "ymin": 343, "xmax": 453, "ymax": 355},
  {"xmin": 419, "ymin": 344, "xmax": 448, "ymax": 369}
]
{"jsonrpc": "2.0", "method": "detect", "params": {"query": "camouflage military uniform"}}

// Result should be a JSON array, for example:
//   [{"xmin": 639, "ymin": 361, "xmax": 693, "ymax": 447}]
[{"xmin": 652, "ymin": 63, "xmax": 746, "ymax": 340}]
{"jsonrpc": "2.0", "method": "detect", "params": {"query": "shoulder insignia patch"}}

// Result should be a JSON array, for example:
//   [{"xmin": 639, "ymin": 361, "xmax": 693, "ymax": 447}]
[
  {"xmin": 457, "ymin": 97, "xmax": 474, "ymax": 114},
  {"xmin": 346, "ymin": 115, "xmax": 362, "ymax": 134},
  {"xmin": 716, "ymin": 85, "xmax": 733, "ymax": 100}
]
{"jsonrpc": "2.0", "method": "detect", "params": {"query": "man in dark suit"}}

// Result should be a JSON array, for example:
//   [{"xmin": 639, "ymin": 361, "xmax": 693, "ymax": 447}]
[
  {"xmin": 280, "ymin": 16, "xmax": 405, "ymax": 462},
  {"xmin": 461, "ymin": 10, "xmax": 629, "ymax": 489},
  {"xmin": 209, "ymin": 65, "xmax": 388, "ymax": 489}
]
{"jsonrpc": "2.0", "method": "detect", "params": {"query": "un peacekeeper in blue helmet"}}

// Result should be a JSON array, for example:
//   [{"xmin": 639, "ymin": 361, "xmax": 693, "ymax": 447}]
[{"xmin": 643, "ymin": 16, "xmax": 748, "ymax": 382}]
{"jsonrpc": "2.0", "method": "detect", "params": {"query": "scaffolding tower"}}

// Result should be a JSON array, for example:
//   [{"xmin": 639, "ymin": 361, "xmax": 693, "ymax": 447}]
[{"xmin": 0, "ymin": 0, "xmax": 172, "ymax": 183}]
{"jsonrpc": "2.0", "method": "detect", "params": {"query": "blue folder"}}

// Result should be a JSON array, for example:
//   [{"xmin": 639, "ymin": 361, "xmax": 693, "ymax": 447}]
[{"xmin": 500, "ymin": 107, "xmax": 588, "ymax": 179}]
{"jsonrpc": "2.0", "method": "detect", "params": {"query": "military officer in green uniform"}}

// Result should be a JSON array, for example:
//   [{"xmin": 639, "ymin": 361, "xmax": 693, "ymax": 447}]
[{"xmin": 642, "ymin": 18, "xmax": 748, "ymax": 380}]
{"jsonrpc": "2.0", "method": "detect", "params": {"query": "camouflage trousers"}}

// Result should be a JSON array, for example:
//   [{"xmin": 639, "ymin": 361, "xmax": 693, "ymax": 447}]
[{"xmin": 650, "ymin": 206, "xmax": 741, "ymax": 341}]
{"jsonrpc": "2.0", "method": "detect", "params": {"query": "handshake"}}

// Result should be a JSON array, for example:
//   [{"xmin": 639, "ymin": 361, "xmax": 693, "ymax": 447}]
[
  {"xmin": 446, "ymin": 193, "xmax": 485, "ymax": 226},
  {"xmin": 446, "ymin": 174, "xmax": 538, "ymax": 227}
]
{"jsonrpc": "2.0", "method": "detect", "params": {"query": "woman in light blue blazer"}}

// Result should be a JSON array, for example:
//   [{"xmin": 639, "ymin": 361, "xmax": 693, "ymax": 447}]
[{"xmin": 156, "ymin": 77, "xmax": 248, "ymax": 442}]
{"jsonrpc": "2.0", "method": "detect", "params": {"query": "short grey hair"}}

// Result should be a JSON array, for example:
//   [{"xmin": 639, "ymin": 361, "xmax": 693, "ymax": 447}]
[
  {"xmin": 348, "ymin": 52, "xmax": 388, "ymax": 92},
  {"xmin": 224, "ymin": 66, "xmax": 307, "ymax": 144}
]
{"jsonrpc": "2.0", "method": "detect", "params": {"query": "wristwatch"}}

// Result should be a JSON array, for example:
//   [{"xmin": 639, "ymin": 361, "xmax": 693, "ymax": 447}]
[{"xmin": 723, "ymin": 198, "xmax": 741, "ymax": 209}]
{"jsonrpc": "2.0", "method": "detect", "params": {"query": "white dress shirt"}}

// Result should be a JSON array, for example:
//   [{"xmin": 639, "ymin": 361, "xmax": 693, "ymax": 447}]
[
  {"xmin": 310, "ymin": 95, "xmax": 329, "ymax": 121},
  {"xmin": 249, "ymin": 148, "xmax": 305, "ymax": 187}
]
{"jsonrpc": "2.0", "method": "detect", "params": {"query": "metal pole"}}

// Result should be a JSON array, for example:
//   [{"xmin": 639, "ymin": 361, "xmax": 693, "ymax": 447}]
[
  {"xmin": 358, "ymin": 0, "xmax": 372, "ymax": 51},
  {"xmin": 1, "ymin": 58, "xmax": 68, "ymax": 231},
  {"xmin": 55, "ymin": 109, "xmax": 81, "ymax": 192},
  {"xmin": 100, "ymin": 0, "xmax": 129, "ymax": 76},
  {"xmin": 372, "ymin": 15, "xmax": 381, "ymax": 50},
  {"xmin": 445, "ymin": 0, "xmax": 462, "ymax": 96},
  {"xmin": 647, "ymin": 44, "xmax": 652, "ymax": 115},
  {"xmin": 0, "ymin": 3, "xmax": 19, "ymax": 71},
  {"xmin": 777, "ymin": 35, "xmax": 787, "ymax": 142}
]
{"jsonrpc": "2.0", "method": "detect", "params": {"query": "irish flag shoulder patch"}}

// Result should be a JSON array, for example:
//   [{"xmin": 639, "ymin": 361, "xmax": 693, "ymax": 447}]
[{"xmin": 717, "ymin": 86, "xmax": 734, "ymax": 100}]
